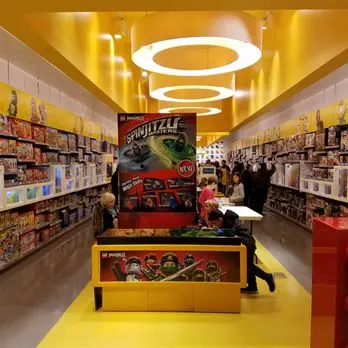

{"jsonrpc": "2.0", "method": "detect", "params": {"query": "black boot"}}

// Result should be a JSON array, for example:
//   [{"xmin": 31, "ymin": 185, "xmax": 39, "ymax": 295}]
[{"xmin": 266, "ymin": 274, "xmax": 276, "ymax": 292}]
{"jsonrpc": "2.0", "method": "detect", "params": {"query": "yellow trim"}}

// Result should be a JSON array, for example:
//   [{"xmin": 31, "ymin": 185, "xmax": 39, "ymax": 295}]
[{"xmin": 0, "ymin": 80, "xmax": 118, "ymax": 144}]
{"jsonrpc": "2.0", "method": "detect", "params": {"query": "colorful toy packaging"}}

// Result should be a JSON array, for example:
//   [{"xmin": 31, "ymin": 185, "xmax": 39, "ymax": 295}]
[
  {"xmin": 118, "ymin": 113, "xmax": 197, "ymax": 229},
  {"xmin": 68, "ymin": 134, "xmax": 77, "ymax": 152},
  {"xmin": 47, "ymin": 128, "xmax": 58, "ymax": 148},
  {"xmin": 0, "ymin": 115, "xmax": 13, "ymax": 136},
  {"xmin": 17, "ymin": 142, "xmax": 34, "ymax": 160},
  {"xmin": 58, "ymin": 133, "xmax": 69, "ymax": 151},
  {"xmin": 11, "ymin": 119, "xmax": 32, "ymax": 140},
  {"xmin": 32, "ymin": 125, "xmax": 47, "ymax": 144},
  {"xmin": 0, "ymin": 228, "xmax": 20, "ymax": 265},
  {"xmin": 0, "ymin": 158, "xmax": 17, "ymax": 173},
  {"xmin": 19, "ymin": 230, "xmax": 36, "ymax": 255}
]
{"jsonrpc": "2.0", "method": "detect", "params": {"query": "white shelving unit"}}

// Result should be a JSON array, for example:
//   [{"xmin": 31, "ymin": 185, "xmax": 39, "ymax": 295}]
[{"xmin": 0, "ymin": 161, "xmax": 108, "ymax": 213}]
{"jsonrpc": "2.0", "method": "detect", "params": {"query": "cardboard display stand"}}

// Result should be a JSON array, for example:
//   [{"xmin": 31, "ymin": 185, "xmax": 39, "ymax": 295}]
[{"xmin": 91, "ymin": 113, "xmax": 247, "ymax": 313}]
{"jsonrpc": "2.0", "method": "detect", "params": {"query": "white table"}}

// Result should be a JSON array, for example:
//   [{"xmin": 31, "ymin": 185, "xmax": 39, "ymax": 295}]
[{"xmin": 218, "ymin": 205, "xmax": 263, "ymax": 234}]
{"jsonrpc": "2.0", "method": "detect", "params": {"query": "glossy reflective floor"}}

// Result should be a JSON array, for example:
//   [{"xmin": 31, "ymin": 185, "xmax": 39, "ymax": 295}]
[{"xmin": 0, "ymin": 214, "xmax": 312, "ymax": 348}]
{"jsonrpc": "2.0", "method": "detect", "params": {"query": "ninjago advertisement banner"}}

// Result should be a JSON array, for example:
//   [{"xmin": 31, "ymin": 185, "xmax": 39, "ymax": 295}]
[
  {"xmin": 117, "ymin": 113, "xmax": 197, "ymax": 228},
  {"xmin": 100, "ymin": 250, "xmax": 240, "ymax": 283}
]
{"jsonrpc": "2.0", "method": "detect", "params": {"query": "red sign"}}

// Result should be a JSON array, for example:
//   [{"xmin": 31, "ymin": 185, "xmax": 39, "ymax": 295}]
[{"xmin": 178, "ymin": 160, "xmax": 195, "ymax": 178}]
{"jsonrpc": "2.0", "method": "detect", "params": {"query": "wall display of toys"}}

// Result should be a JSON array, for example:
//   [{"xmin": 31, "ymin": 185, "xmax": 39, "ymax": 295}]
[
  {"xmin": 228, "ymin": 121, "xmax": 348, "ymax": 230},
  {"xmin": 197, "ymin": 141, "xmax": 225, "ymax": 163},
  {"xmin": 0, "ymin": 185, "xmax": 110, "ymax": 271},
  {"xmin": 0, "ymin": 114, "xmax": 118, "ymax": 271}
]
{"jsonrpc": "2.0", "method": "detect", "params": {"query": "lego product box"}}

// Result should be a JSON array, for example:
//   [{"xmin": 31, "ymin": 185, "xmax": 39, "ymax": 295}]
[
  {"xmin": 17, "ymin": 142, "xmax": 34, "ymax": 160},
  {"xmin": 0, "ymin": 115, "xmax": 12, "ymax": 136},
  {"xmin": 32, "ymin": 125, "xmax": 47, "ymax": 144},
  {"xmin": 47, "ymin": 128, "xmax": 58, "ymax": 148},
  {"xmin": 11, "ymin": 119, "xmax": 32, "ymax": 139},
  {"xmin": 58, "ymin": 133, "xmax": 69, "ymax": 151},
  {"xmin": 68, "ymin": 134, "xmax": 77, "ymax": 152},
  {"xmin": 118, "ymin": 113, "xmax": 196, "ymax": 228}
]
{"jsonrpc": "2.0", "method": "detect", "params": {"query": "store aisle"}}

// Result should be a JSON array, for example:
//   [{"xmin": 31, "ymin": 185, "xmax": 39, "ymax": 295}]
[
  {"xmin": 38, "ymin": 238, "xmax": 311, "ymax": 348},
  {"xmin": 0, "ymin": 221, "xmax": 94, "ymax": 348}
]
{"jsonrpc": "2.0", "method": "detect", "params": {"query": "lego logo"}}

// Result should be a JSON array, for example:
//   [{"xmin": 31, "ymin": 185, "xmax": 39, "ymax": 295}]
[
  {"xmin": 101, "ymin": 253, "xmax": 108, "ymax": 259},
  {"xmin": 120, "ymin": 116, "xmax": 125, "ymax": 121},
  {"xmin": 178, "ymin": 160, "xmax": 195, "ymax": 178}
]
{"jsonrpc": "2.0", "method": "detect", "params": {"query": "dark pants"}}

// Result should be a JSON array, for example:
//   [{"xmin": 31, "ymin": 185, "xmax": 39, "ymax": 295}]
[
  {"xmin": 246, "ymin": 246, "xmax": 270, "ymax": 290},
  {"xmin": 253, "ymin": 188, "xmax": 268, "ymax": 214},
  {"xmin": 243, "ymin": 191, "xmax": 252, "ymax": 208}
]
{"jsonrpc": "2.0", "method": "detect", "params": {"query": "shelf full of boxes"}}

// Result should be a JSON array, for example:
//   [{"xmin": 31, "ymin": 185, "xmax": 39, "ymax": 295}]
[
  {"xmin": 0, "ymin": 115, "xmax": 117, "ymax": 271},
  {"xmin": 227, "ymin": 125, "xmax": 348, "ymax": 231}
]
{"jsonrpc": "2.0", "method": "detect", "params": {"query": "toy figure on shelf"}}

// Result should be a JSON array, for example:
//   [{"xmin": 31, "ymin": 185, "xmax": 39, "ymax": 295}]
[
  {"xmin": 39, "ymin": 102, "xmax": 47, "ymax": 125},
  {"xmin": 8, "ymin": 90, "xmax": 18, "ymax": 117},
  {"xmin": 338, "ymin": 100, "xmax": 347, "ymax": 125},
  {"xmin": 30, "ymin": 98, "xmax": 40, "ymax": 123},
  {"xmin": 316, "ymin": 109, "xmax": 324, "ymax": 133}
]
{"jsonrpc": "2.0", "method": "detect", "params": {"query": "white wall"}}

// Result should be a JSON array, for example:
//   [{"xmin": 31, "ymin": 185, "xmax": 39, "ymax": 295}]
[
  {"xmin": 0, "ymin": 27, "xmax": 118, "ymax": 138},
  {"xmin": 225, "ymin": 64, "xmax": 348, "ymax": 148}
]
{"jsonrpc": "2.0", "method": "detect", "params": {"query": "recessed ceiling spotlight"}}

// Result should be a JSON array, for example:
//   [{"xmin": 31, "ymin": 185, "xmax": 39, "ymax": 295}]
[
  {"xmin": 262, "ymin": 17, "xmax": 268, "ymax": 30},
  {"xmin": 100, "ymin": 34, "xmax": 113, "ymax": 40},
  {"xmin": 114, "ymin": 34, "xmax": 122, "ymax": 40},
  {"xmin": 141, "ymin": 71, "xmax": 148, "ymax": 78}
]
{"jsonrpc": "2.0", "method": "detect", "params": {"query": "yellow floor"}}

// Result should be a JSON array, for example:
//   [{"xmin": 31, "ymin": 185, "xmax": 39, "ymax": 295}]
[{"xmin": 38, "ymin": 242, "xmax": 311, "ymax": 348}]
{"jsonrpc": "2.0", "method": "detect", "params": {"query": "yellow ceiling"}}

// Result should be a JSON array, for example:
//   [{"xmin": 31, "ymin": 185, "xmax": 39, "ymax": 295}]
[{"xmin": 1, "ymin": 0, "xmax": 348, "ymax": 12}]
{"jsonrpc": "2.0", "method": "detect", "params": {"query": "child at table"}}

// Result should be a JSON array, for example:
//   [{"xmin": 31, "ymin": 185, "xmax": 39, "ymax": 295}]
[
  {"xmin": 100, "ymin": 192, "xmax": 117, "ymax": 232},
  {"xmin": 207, "ymin": 208, "xmax": 276, "ymax": 294}
]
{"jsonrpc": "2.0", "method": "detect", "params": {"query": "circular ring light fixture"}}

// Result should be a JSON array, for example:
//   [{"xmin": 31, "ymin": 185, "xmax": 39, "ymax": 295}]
[
  {"xmin": 131, "ymin": 12, "xmax": 262, "ymax": 76},
  {"xmin": 158, "ymin": 100, "xmax": 222, "ymax": 116},
  {"xmin": 150, "ymin": 73, "xmax": 235, "ymax": 103}
]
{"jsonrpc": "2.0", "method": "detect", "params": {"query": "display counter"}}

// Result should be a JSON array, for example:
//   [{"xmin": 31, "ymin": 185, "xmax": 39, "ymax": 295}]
[{"xmin": 92, "ymin": 232, "xmax": 246, "ymax": 313}]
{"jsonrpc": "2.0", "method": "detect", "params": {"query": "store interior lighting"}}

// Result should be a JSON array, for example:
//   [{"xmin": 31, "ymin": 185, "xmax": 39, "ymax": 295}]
[
  {"xmin": 150, "ymin": 85, "xmax": 234, "ymax": 103},
  {"xmin": 132, "ymin": 37, "xmax": 262, "ymax": 76},
  {"xmin": 159, "ymin": 106, "xmax": 221, "ymax": 116}
]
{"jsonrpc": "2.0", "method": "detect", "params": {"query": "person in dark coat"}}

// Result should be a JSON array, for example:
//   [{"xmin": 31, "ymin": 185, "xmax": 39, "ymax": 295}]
[
  {"xmin": 239, "ymin": 163, "xmax": 253, "ymax": 208},
  {"xmin": 253, "ymin": 163, "xmax": 276, "ymax": 214},
  {"xmin": 208, "ymin": 209, "xmax": 276, "ymax": 294},
  {"xmin": 111, "ymin": 166, "xmax": 119, "ymax": 206}
]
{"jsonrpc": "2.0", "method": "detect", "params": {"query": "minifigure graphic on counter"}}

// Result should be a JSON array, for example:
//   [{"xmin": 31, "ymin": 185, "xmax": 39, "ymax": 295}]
[
  {"xmin": 192, "ymin": 269, "xmax": 206, "ymax": 282},
  {"xmin": 8, "ymin": 90, "xmax": 18, "ymax": 117},
  {"xmin": 338, "ymin": 100, "xmax": 347, "ymax": 125},
  {"xmin": 30, "ymin": 98, "xmax": 39, "ymax": 123},
  {"xmin": 39, "ymin": 102, "xmax": 47, "ymax": 124},
  {"xmin": 112, "ymin": 256, "xmax": 142, "ymax": 281},
  {"xmin": 125, "ymin": 257, "xmax": 142, "ymax": 281},
  {"xmin": 159, "ymin": 252, "xmax": 181, "ymax": 279},
  {"xmin": 205, "ymin": 260, "xmax": 225, "ymax": 282},
  {"xmin": 158, "ymin": 253, "xmax": 204, "ymax": 281},
  {"xmin": 316, "ymin": 109, "xmax": 324, "ymax": 133},
  {"xmin": 181, "ymin": 254, "xmax": 195, "ymax": 281},
  {"xmin": 141, "ymin": 254, "xmax": 161, "ymax": 280}
]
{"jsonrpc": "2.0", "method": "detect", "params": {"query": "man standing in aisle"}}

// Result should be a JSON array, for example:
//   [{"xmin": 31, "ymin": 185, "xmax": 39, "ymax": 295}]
[{"xmin": 219, "ymin": 160, "xmax": 231, "ymax": 194}]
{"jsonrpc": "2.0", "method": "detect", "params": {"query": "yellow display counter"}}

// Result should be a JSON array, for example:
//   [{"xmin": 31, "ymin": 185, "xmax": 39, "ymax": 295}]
[{"xmin": 92, "ymin": 235, "xmax": 247, "ymax": 313}]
